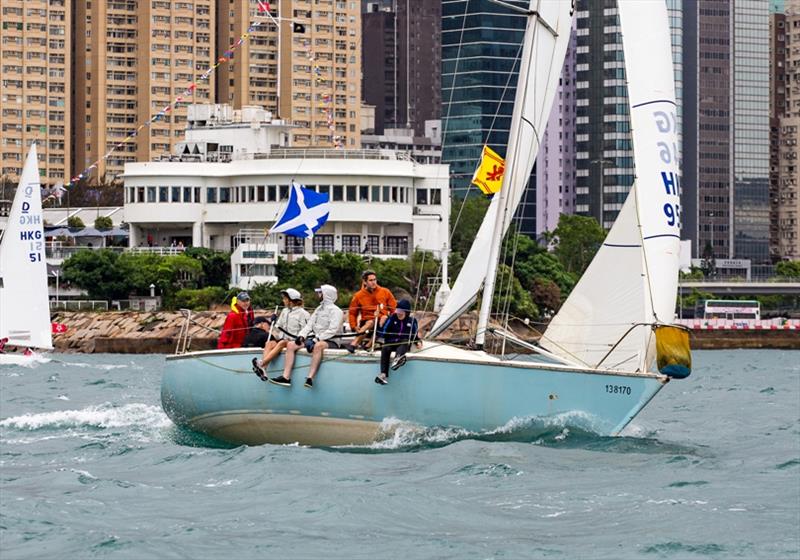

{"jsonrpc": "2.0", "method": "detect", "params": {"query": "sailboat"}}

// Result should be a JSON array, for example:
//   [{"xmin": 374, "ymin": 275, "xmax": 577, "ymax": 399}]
[
  {"xmin": 0, "ymin": 144, "xmax": 54, "ymax": 365},
  {"xmin": 161, "ymin": 0, "xmax": 690, "ymax": 447}
]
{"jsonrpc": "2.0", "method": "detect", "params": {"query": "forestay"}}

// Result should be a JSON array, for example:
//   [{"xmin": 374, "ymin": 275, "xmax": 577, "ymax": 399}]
[
  {"xmin": 541, "ymin": 0, "xmax": 681, "ymax": 371},
  {"xmin": 430, "ymin": 0, "xmax": 574, "ymax": 338},
  {"xmin": 0, "ymin": 145, "xmax": 53, "ymax": 350}
]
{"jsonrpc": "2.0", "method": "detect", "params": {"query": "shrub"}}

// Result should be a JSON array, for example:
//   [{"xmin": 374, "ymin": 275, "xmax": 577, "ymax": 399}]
[
  {"xmin": 94, "ymin": 216, "xmax": 113, "ymax": 231},
  {"xmin": 67, "ymin": 215, "xmax": 85, "ymax": 230},
  {"xmin": 172, "ymin": 287, "xmax": 227, "ymax": 310}
]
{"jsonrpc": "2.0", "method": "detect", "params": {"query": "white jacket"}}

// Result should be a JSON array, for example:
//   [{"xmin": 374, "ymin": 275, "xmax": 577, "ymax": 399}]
[
  {"xmin": 271, "ymin": 305, "xmax": 310, "ymax": 340},
  {"xmin": 299, "ymin": 284, "xmax": 343, "ymax": 341}
]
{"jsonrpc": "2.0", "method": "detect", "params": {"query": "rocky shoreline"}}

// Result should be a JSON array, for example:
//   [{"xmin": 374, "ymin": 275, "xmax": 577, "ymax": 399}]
[{"xmin": 49, "ymin": 310, "xmax": 799, "ymax": 354}]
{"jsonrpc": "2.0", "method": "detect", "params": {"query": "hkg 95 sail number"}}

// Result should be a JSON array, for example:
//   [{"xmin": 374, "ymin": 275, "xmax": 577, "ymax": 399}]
[{"xmin": 605, "ymin": 384, "xmax": 631, "ymax": 395}]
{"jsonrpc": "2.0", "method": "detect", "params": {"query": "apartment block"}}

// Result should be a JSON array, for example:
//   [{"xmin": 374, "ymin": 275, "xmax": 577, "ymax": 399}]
[
  {"xmin": 778, "ymin": 0, "xmax": 800, "ymax": 258},
  {"xmin": 219, "ymin": 0, "xmax": 362, "ymax": 149},
  {"xmin": 73, "ymin": 0, "xmax": 215, "ymax": 182},
  {"xmin": 0, "ymin": 0, "xmax": 71, "ymax": 185}
]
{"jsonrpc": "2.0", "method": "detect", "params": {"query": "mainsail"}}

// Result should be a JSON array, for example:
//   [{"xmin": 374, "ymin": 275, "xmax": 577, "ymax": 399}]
[
  {"xmin": 430, "ymin": 0, "xmax": 574, "ymax": 338},
  {"xmin": 0, "ymin": 144, "xmax": 54, "ymax": 350},
  {"xmin": 540, "ymin": 0, "xmax": 681, "ymax": 371}
]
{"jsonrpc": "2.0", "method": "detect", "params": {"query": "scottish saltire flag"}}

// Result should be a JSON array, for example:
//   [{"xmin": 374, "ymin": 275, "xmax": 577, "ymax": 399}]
[{"xmin": 269, "ymin": 183, "xmax": 330, "ymax": 239}]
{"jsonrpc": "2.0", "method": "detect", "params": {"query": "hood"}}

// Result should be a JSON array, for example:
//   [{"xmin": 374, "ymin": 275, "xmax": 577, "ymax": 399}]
[{"xmin": 318, "ymin": 284, "xmax": 338, "ymax": 305}]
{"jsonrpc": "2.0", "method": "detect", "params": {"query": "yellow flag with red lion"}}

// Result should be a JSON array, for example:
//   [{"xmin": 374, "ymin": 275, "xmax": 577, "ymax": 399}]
[{"xmin": 471, "ymin": 145, "xmax": 505, "ymax": 195}]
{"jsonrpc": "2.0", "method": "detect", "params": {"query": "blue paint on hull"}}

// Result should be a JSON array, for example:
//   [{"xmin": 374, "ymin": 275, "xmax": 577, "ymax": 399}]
[{"xmin": 161, "ymin": 348, "xmax": 668, "ymax": 446}]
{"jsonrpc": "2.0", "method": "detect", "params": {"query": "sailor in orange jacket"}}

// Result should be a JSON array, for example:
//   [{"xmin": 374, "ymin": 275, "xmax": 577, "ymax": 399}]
[
  {"xmin": 346, "ymin": 270, "xmax": 396, "ymax": 352},
  {"xmin": 217, "ymin": 292, "xmax": 255, "ymax": 349}
]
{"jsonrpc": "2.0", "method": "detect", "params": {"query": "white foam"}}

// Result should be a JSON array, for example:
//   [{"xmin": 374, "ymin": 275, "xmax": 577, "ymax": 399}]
[{"xmin": 0, "ymin": 403, "xmax": 171, "ymax": 431}]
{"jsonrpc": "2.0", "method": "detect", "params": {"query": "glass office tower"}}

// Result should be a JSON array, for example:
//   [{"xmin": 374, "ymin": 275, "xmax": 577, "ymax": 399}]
[{"xmin": 441, "ymin": 0, "xmax": 536, "ymax": 233}]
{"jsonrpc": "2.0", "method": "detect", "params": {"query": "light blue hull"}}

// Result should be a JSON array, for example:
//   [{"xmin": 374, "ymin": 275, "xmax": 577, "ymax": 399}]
[{"xmin": 161, "ymin": 347, "xmax": 669, "ymax": 446}]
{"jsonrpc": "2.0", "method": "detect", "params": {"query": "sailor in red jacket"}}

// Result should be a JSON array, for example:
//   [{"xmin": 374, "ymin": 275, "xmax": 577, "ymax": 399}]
[{"xmin": 217, "ymin": 292, "xmax": 254, "ymax": 349}]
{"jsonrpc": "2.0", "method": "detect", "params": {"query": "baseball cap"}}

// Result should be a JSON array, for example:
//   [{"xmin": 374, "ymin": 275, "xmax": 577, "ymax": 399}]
[
  {"xmin": 253, "ymin": 316, "xmax": 270, "ymax": 325},
  {"xmin": 236, "ymin": 291, "xmax": 250, "ymax": 301},
  {"xmin": 281, "ymin": 288, "xmax": 302, "ymax": 301}
]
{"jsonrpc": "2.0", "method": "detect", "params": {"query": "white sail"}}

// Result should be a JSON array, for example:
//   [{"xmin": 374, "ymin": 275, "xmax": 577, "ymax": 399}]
[
  {"xmin": 431, "ymin": 0, "xmax": 574, "ymax": 338},
  {"xmin": 539, "ymin": 194, "xmax": 651, "ymax": 370},
  {"xmin": 541, "ymin": 0, "xmax": 680, "ymax": 371},
  {"xmin": 0, "ymin": 145, "xmax": 53, "ymax": 350}
]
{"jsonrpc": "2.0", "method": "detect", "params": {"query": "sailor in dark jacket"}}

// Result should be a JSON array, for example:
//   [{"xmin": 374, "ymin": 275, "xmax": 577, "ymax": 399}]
[{"xmin": 375, "ymin": 299, "xmax": 421, "ymax": 385}]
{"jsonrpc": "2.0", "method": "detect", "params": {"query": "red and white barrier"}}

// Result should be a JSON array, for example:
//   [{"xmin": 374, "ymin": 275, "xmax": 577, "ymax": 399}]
[{"xmin": 674, "ymin": 318, "xmax": 800, "ymax": 330}]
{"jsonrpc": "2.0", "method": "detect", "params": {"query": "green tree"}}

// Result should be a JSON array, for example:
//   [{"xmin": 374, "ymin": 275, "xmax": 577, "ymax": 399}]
[
  {"xmin": 776, "ymin": 260, "xmax": 800, "ymax": 279},
  {"xmin": 491, "ymin": 263, "xmax": 538, "ymax": 320},
  {"xmin": 60, "ymin": 249, "xmax": 129, "ymax": 300},
  {"xmin": 449, "ymin": 194, "xmax": 490, "ymax": 257},
  {"xmin": 531, "ymin": 277, "xmax": 561, "ymax": 317},
  {"xmin": 546, "ymin": 214, "xmax": 606, "ymax": 275},
  {"xmin": 184, "ymin": 247, "xmax": 231, "ymax": 287},
  {"xmin": 515, "ymin": 251, "xmax": 577, "ymax": 296},
  {"xmin": 94, "ymin": 216, "xmax": 113, "ymax": 231},
  {"xmin": 679, "ymin": 266, "xmax": 705, "ymax": 280},
  {"xmin": 67, "ymin": 215, "xmax": 85, "ymax": 230},
  {"xmin": 173, "ymin": 286, "xmax": 227, "ymax": 310},
  {"xmin": 316, "ymin": 252, "xmax": 363, "ymax": 288}
]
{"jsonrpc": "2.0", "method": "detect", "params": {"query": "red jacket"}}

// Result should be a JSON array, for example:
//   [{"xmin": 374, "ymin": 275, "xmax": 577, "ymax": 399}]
[{"xmin": 217, "ymin": 304, "xmax": 254, "ymax": 349}]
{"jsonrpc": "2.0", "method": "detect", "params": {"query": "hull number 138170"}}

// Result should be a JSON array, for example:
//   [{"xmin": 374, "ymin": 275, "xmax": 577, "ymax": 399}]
[{"xmin": 605, "ymin": 384, "xmax": 631, "ymax": 395}]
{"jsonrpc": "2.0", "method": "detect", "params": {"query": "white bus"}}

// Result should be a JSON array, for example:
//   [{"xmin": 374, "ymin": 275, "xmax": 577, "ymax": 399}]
[{"xmin": 703, "ymin": 299, "xmax": 761, "ymax": 321}]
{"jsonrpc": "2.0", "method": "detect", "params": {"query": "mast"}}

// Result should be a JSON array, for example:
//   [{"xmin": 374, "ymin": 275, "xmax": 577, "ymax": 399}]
[{"xmin": 475, "ymin": 11, "xmax": 537, "ymax": 349}]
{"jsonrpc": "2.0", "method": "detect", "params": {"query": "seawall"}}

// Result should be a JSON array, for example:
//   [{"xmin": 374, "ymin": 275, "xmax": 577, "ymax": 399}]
[{"xmin": 49, "ymin": 310, "xmax": 799, "ymax": 354}]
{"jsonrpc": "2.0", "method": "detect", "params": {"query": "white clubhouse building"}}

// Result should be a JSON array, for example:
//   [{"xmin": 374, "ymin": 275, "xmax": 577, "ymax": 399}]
[{"xmin": 121, "ymin": 105, "xmax": 450, "ymax": 287}]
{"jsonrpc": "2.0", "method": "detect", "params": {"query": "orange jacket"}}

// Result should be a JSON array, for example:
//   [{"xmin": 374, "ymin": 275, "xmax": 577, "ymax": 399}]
[{"xmin": 348, "ymin": 285, "xmax": 396, "ymax": 329}]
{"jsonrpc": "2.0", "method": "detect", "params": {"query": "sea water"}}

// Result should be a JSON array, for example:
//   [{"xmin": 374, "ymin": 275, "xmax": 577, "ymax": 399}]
[{"xmin": 1, "ymin": 350, "xmax": 798, "ymax": 559}]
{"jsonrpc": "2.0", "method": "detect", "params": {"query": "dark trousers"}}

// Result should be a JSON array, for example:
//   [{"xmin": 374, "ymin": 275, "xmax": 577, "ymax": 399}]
[{"xmin": 380, "ymin": 342, "xmax": 409, "ymax": 375}]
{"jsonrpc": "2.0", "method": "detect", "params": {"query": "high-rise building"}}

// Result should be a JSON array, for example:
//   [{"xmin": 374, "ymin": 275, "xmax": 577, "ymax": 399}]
[
  {"xmin": 0, "ymin": 0, "xmax": 71, "ymax": 185},
  {"xmin": 535, "ymin": 20, "xmax": 577, "ymax": 237},
  {"xmin": 574, "ymin": 0, "xmax": 635, "ymax": 230},
  {"xmin": 733, "ymin": 0, "xmax": 771, "ymax": 266},
  {"xmin": 777, "ymin": 0, "xmax": 800, "ymax": 259},
  {"xmin": 362, "ymin": 0, "xmax": 441, "ymax": 136},
  {"xmin": 441, "ymin": 0, "xmax": 538, "ymax": 233},
  {"xmin": 683, "ymin": 0, "xmax": 771, "ymax": 268},
  {"xmin": 219, "ymin": 0, "xmax": 362, "ymax": 149},
  {"xmin": 770, "ymin": 6, "xmax": 786, "ymax": 260},
  {"xmin": 73, "ymin": 0, "xmax": 216, "ymax": 181}
]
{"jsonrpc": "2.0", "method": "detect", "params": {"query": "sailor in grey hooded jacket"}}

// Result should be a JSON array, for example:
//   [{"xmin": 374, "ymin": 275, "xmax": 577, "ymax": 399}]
[{"xmin": 298, "ymin": 284, "xmax": 343, "ymax": 342}]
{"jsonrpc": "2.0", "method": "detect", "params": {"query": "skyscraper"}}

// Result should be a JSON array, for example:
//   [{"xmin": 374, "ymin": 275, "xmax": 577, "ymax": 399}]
[
  {"xmin": 219, "ymin": 0, "xmax": 363, "ymax": 149},
  {"xmin": 575, "ymin": 0, "xmax": 636, "ymax": 230},
  {"xmin": 535, "ymin": 20, "xmax": 577, "ymax": 237},
  {"xmin": 362, "ymin": 1, "xmax": 441, "ymax": 136},
  {"xmin": 0, "ymin": 0, "xmax": 71, "ymax": 185},
  {"xmin": 776, "ymin": 0, "xmax": 800, "ymax": 259},
  {"xmin": 683, "ymin": 0, "xmax": 771, "ymax": 268},
  {"xmin": 441, "ymin": 0, "xmax": 537, "ymax": 233}
]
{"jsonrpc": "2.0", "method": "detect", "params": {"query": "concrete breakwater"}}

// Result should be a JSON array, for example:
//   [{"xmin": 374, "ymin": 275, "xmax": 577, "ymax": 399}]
[{"xmin": 49, "ymin": 310, "xmax": 798, "ymax": 354}]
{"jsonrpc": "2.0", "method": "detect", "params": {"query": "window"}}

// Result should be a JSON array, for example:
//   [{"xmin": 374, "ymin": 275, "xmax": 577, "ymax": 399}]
[
  {"xmin": 219, "ymin": 187, "xmax": 230, "ymax": 203},
  {"xmin": 384, "ymin": 236, "xmax": 408, "ymax": 256},
  {"xmin": 341, "ymin": 234, "xmax": 360, "ymax": 253},
  {"xmin": 366, "ymin": 235, "xmax": 380, "ymax": 254},
  {"xmin": 312, "ymin": 234, "xmax": 334, "ymax": 254},
  {"xmin": 147, "ymin": 187, "xmax": 156, "ymax": 203},
  {"xmin": 159, "ymin": 187, "xmax": 168, "ymax": 203},
  {"xmin": 279, "ymin": 185, "xmax": 289, "ymax": 199},
  {"xmin": 206, "ymin": 187, "xmax": 216, "ymax": 203},
  {"xmin": 430, "ymin": 189, "xmax": 441, "ymax": 205},
  {"xmin": 284, "ymin": 236, "xmax": 305, "ymax": 254},
  {"xmin": 359, "ymin": 185, "xmax": 369, "ymax": 201},
  {"xmin": 171, "ymin": 186, "xmax": 180, "ymax": 202},
  {"xmin": 183, "ymin": 186, "xmax": 192, "ymax": 202},
  {"xmin": 371, "ymin": 185, "xmax": 380, "ymax": 202},
  {"xmin": 257, "ymin": 185, "xmax": 265, "ymax": 202},
  {"xmin": 346, "ymin": 185, "xmax": 356, "ymax": 201},
  {"xmin": 333, "ymin": 185, "xmax": 343, "ymax": 201},
  {"xmin": 268, "ymin": 185, "xmax": 277, "ymax": 201},
  {"xmin": 416, "ymin": 188, "xmax": 428, "ymax": 205}
]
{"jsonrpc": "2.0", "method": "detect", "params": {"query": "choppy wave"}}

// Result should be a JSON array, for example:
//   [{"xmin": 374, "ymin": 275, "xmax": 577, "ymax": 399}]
[{"xmin": 0, "ymin": 403, "xmax": 171, "ymax": 432}]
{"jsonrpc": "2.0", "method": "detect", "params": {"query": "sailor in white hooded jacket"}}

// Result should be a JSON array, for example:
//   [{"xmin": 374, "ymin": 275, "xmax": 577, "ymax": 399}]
[{"xmin": 269, "ymin": 284, "xmax": 343, "ymax": 388}]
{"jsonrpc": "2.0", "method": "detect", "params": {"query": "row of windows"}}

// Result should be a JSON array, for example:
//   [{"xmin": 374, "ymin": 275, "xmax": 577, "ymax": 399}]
[
  {"xmin": 279, "ymin": 234, "xmax": 409, "ymax": 256},
  {"xmin": 127, "ymin": 184, "xmax": 443, "ymax": 205}
]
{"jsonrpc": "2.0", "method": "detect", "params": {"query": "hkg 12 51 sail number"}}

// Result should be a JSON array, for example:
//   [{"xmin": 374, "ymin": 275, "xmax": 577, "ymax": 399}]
[{"xmin": 605, "ymin": 384, "xmax": 631, "ymax": 395}]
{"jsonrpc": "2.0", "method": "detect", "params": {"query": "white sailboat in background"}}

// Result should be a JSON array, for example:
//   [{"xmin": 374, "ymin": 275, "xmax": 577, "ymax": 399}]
[
  {"xmin": 161, "ymin": 0, "xmax": 690, "ymax": 447},
  {"xmin": 0, "ymin": 144, "xmax": 53, "ymax": 366}
]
